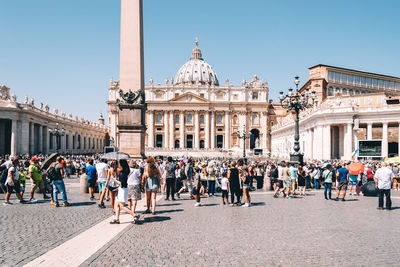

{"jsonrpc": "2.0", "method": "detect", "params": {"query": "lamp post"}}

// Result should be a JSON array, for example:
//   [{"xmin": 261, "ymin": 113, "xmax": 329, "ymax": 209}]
[
  {"xmin": 279, "ymin": 76, "xmax": 316, "ymax": 165},
  {"xmin": 237, "ymin": 125, "xmax": 249, "ymax": 160},
  {"xmin": 49, "ymin": 123, "xmax": 65, "ymax": 153}
]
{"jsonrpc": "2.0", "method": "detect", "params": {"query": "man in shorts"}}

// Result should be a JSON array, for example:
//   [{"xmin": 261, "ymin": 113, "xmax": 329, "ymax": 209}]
[
  {"xmin": 336, "ymin": 163, "xmax": 349, "ymax": 201},
  {"xmin": 127, "ymin": 161, "xmax": 141, "ymax": 223},
  {"xmin": 96, "ymin": 159, "xmax": 108, "ymax": 208},
  {"xmin": 29, "ymin": 157, "xmax": 50, "ymax": 203}
]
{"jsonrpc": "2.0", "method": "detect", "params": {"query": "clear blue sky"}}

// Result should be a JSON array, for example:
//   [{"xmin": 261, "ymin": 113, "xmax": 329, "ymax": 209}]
[{"xmin": 1, "ymin": 0, "xmax": 399, "ymax": 122}]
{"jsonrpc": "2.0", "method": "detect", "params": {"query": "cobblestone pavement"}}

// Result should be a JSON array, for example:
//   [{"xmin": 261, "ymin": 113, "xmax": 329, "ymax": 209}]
[
  {"xmin": 84, "ymin": 190, "xmax": 400, "ymax": 267},
  {"xmin": 0, "ymin": 176, "xmax": 113, "ymax": 266}
]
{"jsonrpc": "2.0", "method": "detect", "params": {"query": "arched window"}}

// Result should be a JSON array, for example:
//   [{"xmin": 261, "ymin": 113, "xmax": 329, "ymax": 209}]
[
  {"xmin": 348, "ymin": 88, "xmax": 354, "ymax": 95},
  {"xmin": 342, "ymin": 88, "xmax": 347, "ymax": 95},
  {"xmin": 200, "ymin": 140, "xmax": 205, "ymax": 149},
  {"xmin": 327, "ymin": 86, "xmax": 334, "ymax": 96},
  {"xmin": 355, "ymin": 90, "xmax": 360, "ymax": 95},
  {"xmin": 200, "ymin": 115, "xmax": 204, "ymax": 124},
  {"xmin": 156, "ymin": 114, "xmax": 162, "ymax": 123},
  {"xmin": 217, "ymin": 114, "xmax": 223, "ymax": 124},
  {"xmin": 335, "ymin": 87, "xmax": 340, "ymax": 94},
  {"xmin": 175, "ymin": 115, "xmax": 179, "ymax": 124},
  {"xmin": 187, "ymin": 114, "xmax": 193, "ymax": 124},
  {"xmin": 252, "ymin": 114, "xmax": 259, "ymax": 125}
]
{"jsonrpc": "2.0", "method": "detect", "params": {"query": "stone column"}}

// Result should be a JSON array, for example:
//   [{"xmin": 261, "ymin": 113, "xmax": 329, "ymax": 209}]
[
  {"xmin": 169, "ymin": 111, "xmax": 174, "ymax": 149},
  {"xmin": 194, "ymin": 111, "xmax": 200, "ymax": 149},
  {"xmin": 382, "ymin": 122, "xmax": 388, "ymax": 158},
  {"xmin": 398, "ymin": 122, "xmax": 400, "ymax": 156},
  {"xmin": 204, "ymin": 111, "xmax": 210, "ymax": 148},
  {"xmin": 353, "ymin": 128, "xmax": 359, "ymax": 158},
  {"xmin": 38, "ymin": 124, "xmax": 43, "ymax": 154},
  {"xmin": 367, "ymin": 123, "xmax": 373, "ymax": 140},
  {"xmin": 148, "ymin": 111, "xmax": 154, "ymax": 148},
  {"xmin": 305, "ymin": 129, "xmax": 311, "ymax": 160},
  {"xmin": 310, "ymin": 128, "xmax": 314, "ymax": 160},
  {"xmin": 314, "ymin": 125, "xmax": 323, "ymax": 160},
  {"xmin": 344, "ymin": 123, "xmax": 353, "ymax": 160},
  {"xmin": 29, "ymin": 122, "xmax": 34, "ymax": 154},
  {"xmin": 322, "ymin": 124, "xmax": 331, "ymax": 160},
  {"xmin": 261, "ymin": 112, "xmax": 268, "ymax": 149},
  {"xmin": 224, "ymin": 111, "xmax": 230, "ymax": 149},
  {"xmin": 10, "ymin": 120, "xmax": 17, "ymax": 156},
  {"xmin": 210, "ymin": 112, "xmax": 215, "ymax": 148},
  {"xmin": 180, "ymin": 111, "xmax": 184, "ymax": 149},
  {"xmin": 163, "ymin": 112, "xmax": 168, "ymax": 148}
]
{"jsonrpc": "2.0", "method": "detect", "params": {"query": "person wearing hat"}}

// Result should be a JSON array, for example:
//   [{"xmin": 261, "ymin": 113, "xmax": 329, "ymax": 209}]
[{"xmin": 29, "ymin": 157, "xmax": 50, "ymax": 203}]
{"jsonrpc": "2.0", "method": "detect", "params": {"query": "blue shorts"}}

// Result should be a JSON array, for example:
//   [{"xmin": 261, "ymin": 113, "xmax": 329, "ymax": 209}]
[
  {"xmin": 145, "ymin": 177, "xmax": 159, "ymax": 192},
  {"xmin": 349, "ymin": 181, "xmax": 357, "ymax": 186},
  {"xmin": 98, "ymin": 181, "xmax": 106, "ymax": 192},
  {"xmin": 192, "ymin": 186, "xmax": 200, "ymax": 196},
  {"xmin": 243, "ymin": 184, "xmax": 250, "ymax": 189}
]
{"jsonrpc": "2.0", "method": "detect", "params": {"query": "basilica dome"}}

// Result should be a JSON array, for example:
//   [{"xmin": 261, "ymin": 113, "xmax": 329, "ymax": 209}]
[{"xmin": 174, "ymin": 41, "xmax": 219, "ymax": 86}]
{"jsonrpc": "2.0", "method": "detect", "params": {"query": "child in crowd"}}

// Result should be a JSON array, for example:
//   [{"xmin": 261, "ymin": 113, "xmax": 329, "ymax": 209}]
[
  {"xmin": 19, "ymin": 167, "xmax": 27, "ymax": 197},
  {"xmin": 192, "ymin": 167, "xmax": 201, "ymax": 207},
  {"xmin": 241, "ymin": 168, "xmax": 251, "ymax": 207},
  {"xmin": 220, "ymin": 172, "xmax": 229, "ymax": 205}
]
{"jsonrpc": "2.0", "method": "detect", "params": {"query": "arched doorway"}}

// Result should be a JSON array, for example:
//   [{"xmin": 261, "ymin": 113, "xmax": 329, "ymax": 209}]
[
  {"xmin": 175, "ymin": 140, "xmax": 180, "ymax": 149},
  {"xmin": 250, "ymin": 129, "xmax": 260, "ymax": 150}
]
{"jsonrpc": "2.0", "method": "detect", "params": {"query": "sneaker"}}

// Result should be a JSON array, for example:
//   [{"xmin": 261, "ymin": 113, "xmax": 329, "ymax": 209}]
[
  {"xmin": 349, "ymin": 192, "xmax": 352, "ymax": 195},
  {"xmin": 43, "ymin": 195, "xmax": 51, "ymax": 200},
  {"xmin": 286, "ymin": 196, "xmax": 290, "ymax": 199},
  {"xmin": 3, "ymin": 202, "xmax": 12, "ymax": 206},
  {"xmin": 29, "ymin": 198, "xmax": 37, "ymax": 203},
  {"xmin": 223, "ymin": 202, "xmax": 226, "ymax": 205},
  {"xmin": 106, "ymin": 197, "xmax": 110, "ymax": 202},
  {"xmin": 20, "ymin": 200, "xmax": 27, "ymax": 203},
  {"xmin": 377, "ymin": 207, "xmax": 384, "ymax": 210},
  {"xmin": 243, "ymin": 203, "xmax": 249, "ymax": 207},
  {"xmin": 98, "ymin": 203, "xmax": 106, "ymax": 209},
  {"xmin": 63, "ymin": 202, "xmax": 71, "ymax": 207},
  {"xmin": 194, "ymin": 202, "xmax": 201, "ymax": 207},
  {"xmin": 89, "ymin": 197, "xmax": 94, "ymax": 201},
  {"xmin": 342, "ymin": 198, "xmax": 346, "ymax": 201}
]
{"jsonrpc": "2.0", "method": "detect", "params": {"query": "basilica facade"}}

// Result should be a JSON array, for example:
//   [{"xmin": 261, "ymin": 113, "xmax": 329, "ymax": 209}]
[{"xmin": 108, "ymin": 41, "xmax": 273, "ymax": 158}]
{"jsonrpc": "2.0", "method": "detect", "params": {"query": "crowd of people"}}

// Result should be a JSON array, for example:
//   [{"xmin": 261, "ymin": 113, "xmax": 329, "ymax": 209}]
[{"xmin": 1, "ymin": 153, "xmax": 398, "ymax": 224}]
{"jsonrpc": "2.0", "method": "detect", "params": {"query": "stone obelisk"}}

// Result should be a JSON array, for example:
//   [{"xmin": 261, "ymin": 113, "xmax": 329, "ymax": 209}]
[{"xmin": 117, "ymin": 0, "xmax": 146, "ymax": 158}]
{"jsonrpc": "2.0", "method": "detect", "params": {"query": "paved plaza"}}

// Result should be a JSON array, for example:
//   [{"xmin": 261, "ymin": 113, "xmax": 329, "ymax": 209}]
[{"xmin": 2, "ymin": 179, "xmax": 400, "ymax": 266}]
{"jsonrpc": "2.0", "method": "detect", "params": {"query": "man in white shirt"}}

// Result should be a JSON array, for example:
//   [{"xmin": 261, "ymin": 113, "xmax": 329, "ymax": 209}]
[
  {"xmin": 374, "ymin": 162, "xmax": 394, "ymax": 210},
  {"xmin": 96, "ymin": 159, "xmax": 109, "ymax": 209}
]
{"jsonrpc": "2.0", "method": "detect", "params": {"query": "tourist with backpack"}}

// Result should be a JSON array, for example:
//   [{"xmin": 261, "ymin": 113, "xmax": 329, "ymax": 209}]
[
  {"xmin": 47, "ymin": 157, "xmax": 70, "ymax": 207},
  {"xmin": 3, "ymin": 158, "xmax": 26, "ymax": 205}
]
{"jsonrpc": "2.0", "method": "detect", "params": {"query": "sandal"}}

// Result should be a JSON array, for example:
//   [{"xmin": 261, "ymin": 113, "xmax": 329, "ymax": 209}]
[
  {"xmin": 110, "ymin": 219, "xmax": 120, "ymax": 224},
  {"xmin": 152, "ymin": 211, "xmax": 156, "ymax": 215},
  {"xmin": 144, "ymin": 209, "xmax": 151, "ymax": 214}
]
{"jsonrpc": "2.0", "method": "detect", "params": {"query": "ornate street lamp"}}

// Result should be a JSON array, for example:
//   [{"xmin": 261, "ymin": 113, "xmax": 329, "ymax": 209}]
[
  {"xmin": 279, "ymin": 76, "xmax": 316, "ymax": 165},
  {"xmin": 237, "ymin": 125, "xmax": 249, "ymax": 160},
  {"xmin": 49, "ymin": 123, "xmax": 65, "ymax": 153}
]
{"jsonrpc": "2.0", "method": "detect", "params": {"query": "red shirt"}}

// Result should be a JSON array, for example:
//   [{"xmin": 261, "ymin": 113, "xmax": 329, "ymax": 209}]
[{"xmin": 367, "ymin": 169, "xmax": 374, "ymax": 179}]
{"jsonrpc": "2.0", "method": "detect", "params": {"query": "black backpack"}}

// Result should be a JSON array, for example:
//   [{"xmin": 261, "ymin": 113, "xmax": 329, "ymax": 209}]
[
  {"xmin": 180, "ymin": 168, "xmax": 187, "ymax": 180},
  {"xmin": 0, "ymin": 165, "xmax": 8, "ymax": 184},
  {"xmin": 47, "ymin": 165, "xmax": 58, "ymax": 181}
]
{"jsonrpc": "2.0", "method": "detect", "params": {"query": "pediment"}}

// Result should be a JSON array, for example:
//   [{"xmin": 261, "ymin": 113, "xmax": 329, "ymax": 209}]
[{"xmin": 169, "ymin": 92, "xmax": 210, "ymax": 103}]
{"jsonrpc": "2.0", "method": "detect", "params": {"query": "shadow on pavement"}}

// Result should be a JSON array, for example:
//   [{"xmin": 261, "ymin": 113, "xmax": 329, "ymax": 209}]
[
  {"xmin": 154, "ymin": 209, "xmax": 184, "ymax": 214},
  {"xmin": 200, "ymin": 203, "xmax": 219, "ymax": 207},
  {"xmin": 136, "ymin": 216, "xmax": 171, "ymax": 224},
  {"xmin": 70, "ymin": 202, "xmax": 96, "ymax": 207},
  {"xmin": 250, "ymin": 202, "xmax": 266, "ymax": 206},
  {"xmin": 157, "ymin": 203, "xmax": 182, "ymax": 207},
  {"xmin": 388, "ymin": 207, "xmax": 400, "ymax": 210}
]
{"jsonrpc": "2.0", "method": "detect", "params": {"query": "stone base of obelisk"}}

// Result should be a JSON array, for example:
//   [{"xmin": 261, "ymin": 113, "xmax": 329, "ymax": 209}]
[{"xmin": 117, "ymin": 104, "xmax": 146, "ymax": 159}]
